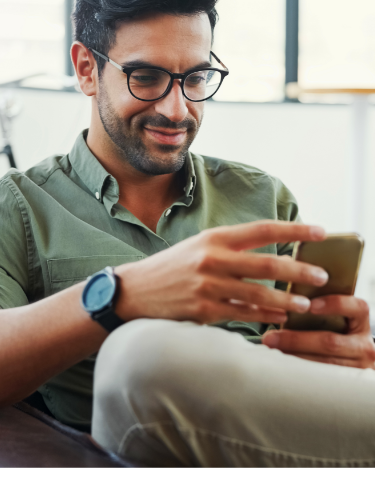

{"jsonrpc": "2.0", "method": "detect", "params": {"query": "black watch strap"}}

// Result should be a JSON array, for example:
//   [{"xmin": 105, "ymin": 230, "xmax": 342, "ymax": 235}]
[{"xmin": 92, "ymin": 306, "xmax": 125, "ymax": 333}]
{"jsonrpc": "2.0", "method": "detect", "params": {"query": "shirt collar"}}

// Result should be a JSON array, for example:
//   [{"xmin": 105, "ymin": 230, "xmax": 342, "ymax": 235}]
[
  {"xmin": 69, "ymin": 129, "xmax": 197, "ymax": 211},
  {"xmin": 68, "ymin": 130, "xmax": 113, "ymax": 203},
  {"xmin": 183, "ymin": 152, "xmax": 196, "ymax": 199}
]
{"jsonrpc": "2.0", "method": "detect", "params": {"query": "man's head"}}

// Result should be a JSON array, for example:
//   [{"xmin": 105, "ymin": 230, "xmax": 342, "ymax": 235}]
[{"xmin": 71, "ymin": 0, "xmax": 220, "ymax": 176}]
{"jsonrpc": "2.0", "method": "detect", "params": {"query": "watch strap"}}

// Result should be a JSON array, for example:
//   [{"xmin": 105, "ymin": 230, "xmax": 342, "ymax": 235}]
[{"xmin": 92, "ymin": 306, "xmax": 125, "ymax": 333}]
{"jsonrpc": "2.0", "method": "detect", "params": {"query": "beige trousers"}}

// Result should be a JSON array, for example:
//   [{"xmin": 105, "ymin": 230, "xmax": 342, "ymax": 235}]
[{"xmin": 91, "ymin": 319, "xmax": 375, "ymax": 467}]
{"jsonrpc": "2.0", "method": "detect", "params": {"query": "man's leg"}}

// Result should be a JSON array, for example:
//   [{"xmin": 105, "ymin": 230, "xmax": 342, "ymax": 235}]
[{"xmin": 92, "ymin": 319, "xmax": 375, "ymax": 467}]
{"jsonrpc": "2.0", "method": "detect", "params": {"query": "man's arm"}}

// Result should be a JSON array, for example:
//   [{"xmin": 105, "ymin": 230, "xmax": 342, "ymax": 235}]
[
  {"xmin": 0, "ymin": 220, "xmax": 330, "ymax": 406},
  {"xmin": 0, "ymin": 281, "xmax": 107, "ymax": 406}
]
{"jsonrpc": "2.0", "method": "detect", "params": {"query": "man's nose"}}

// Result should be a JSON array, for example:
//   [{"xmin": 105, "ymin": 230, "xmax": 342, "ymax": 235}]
[{"xmin": 154, "ymin": 80, "xmax": 189, "ymax": 123}]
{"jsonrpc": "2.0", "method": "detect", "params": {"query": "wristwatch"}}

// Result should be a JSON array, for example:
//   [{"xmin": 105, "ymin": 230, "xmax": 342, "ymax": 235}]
[{"xmin": 81, "ymin": 266, "xmax": 125, "ymax": 332}]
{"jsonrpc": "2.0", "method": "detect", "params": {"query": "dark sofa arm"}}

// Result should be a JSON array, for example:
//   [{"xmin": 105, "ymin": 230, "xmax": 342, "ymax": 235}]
[{"xmin": 0, "ymin": 402, "xmax": 132, "ymax": 468}]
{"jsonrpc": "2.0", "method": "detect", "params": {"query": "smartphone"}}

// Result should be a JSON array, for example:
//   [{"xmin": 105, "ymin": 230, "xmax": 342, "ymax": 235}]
[{"xmin": 281, "ymin": 233, "xmax": 364, "ymax": 333}]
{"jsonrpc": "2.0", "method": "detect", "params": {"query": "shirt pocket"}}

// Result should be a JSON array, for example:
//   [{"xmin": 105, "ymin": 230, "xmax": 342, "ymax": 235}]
[{"xmin": 47, "ymin": 254, "xmax": 144, "ymax": 293}]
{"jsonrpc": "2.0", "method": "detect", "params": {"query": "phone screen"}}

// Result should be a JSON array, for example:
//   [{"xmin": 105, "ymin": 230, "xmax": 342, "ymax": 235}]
[{"xmin": 281, "ymin": 234, "xmax": 364, "ymax": 333}]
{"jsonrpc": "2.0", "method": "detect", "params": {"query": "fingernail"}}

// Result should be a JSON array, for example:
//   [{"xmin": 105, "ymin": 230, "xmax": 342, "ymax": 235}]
[
  {"xmin": 264, "ymin": 332, "xmax": 280, "ymax": 348},
  {"xmin": 292, "ymin": 296, "xmax": 311, "ymax": 313},
  {"xmin": 311, "ymin": 299, "xmax": 325, "ymax": 312},
  {"xmin": 311, "ymin": 268, "xmax": 329, "ymax": 285},
  {"xmin": 310, "ymin": 226, "xmax": 326, "ymax": 240}
]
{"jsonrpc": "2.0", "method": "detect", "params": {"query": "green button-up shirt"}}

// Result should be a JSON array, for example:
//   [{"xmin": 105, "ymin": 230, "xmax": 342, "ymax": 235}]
[{"xmin": 0, "ymin": 130, "xmax": 299, "ymax": 431}]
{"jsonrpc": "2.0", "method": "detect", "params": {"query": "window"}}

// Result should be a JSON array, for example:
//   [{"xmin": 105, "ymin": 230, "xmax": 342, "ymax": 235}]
[
  {"xmin": 213, "ymin": 0, "xmax": 286, "ymax": 102},
  {"xmin": 299, "ymin": 0, "xmax": 375, "ymax": 100},
  {"xmin": 0, "ymin": 0, "xmax": 66, "ymax": 88},
  {"xmin": 1, "ymin": 0, "xmax": 288, "ymax": 99}
]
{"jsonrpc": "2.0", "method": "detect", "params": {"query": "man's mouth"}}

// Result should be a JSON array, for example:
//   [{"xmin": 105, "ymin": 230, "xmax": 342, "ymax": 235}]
[{"xmin": 144, "ymin": 127, "xmax": 187, "ymax": 146}]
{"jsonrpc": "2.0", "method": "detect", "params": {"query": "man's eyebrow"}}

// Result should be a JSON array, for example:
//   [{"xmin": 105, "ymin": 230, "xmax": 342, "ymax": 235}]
[{"xmin": 120, "ymin": 59, "xmax": 213, "ymax": 72}]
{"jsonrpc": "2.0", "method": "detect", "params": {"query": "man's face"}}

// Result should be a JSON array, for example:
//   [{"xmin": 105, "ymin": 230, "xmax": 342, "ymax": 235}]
[{"xmin": 96, "ymin": 13, "xmax": 212, "ymax": 176}]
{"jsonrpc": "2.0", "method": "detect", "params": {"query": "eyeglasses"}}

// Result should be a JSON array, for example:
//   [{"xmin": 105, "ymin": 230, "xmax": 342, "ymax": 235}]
[{"xmin": 89, "ymin": 48, "xmax": 229, "ymax": 103}]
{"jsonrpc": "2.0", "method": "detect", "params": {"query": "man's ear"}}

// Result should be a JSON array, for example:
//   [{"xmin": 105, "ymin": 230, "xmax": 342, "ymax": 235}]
[{"xmin": 71, "ymin": 42, "xmax": 99, "ymax": 97}]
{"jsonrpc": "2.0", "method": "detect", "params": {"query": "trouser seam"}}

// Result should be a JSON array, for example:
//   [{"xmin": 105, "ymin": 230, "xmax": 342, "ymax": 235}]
[{"xmin": 119, "ymin": 420, "xmax": 375, "ymax": 466}]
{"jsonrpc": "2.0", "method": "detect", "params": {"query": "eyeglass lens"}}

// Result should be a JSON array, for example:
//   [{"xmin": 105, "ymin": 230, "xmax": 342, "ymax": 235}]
[
  {"xmin": 128, "ymin": 69, "xmax": 222, "ymax": 101},
  {"xmin": 184, "ymin": 70, "xmax": 222, "ymax": 101}
]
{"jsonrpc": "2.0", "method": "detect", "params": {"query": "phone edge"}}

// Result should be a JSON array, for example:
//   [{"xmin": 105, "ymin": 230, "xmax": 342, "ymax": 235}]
[{"xmin": 279, "ymin": 234, "xmax": 365, "ymax": 330}]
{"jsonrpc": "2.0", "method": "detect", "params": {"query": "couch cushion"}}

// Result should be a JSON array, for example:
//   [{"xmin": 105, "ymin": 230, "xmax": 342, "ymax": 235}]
[{"xmin": 0, "ymin": 402, "xmax": 131, "ymax": 467}]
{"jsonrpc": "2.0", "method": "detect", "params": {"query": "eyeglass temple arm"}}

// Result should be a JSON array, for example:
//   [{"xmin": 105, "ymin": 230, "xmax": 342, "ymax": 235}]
[
  {"xmin": 210, "ymin": 51, "xmax": 229, "ymax": 71},
  {"xmin": 89, "ymin": 48, "xmax": 123, "ymax": 71},
  {"xmin": 90, "ymin": 47, "xmax": 228, "ymax": 74}
]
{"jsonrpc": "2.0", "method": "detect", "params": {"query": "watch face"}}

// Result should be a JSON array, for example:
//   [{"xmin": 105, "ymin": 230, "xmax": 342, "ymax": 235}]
[{"xmin": 82, "ymin": 272, "xmax": 116, "ymax": 312}]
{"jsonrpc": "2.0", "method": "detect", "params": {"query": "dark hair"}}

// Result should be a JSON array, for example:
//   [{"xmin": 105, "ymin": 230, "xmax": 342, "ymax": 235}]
[{"xmin": 72, "ymin": 0, "xmax": 219, "ymax": 77}]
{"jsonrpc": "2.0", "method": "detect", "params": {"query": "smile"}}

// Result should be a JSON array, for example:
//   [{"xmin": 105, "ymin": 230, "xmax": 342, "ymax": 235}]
[{"xmin": 144, "ymin": 127, "xmax": 187, "ymax": 146}]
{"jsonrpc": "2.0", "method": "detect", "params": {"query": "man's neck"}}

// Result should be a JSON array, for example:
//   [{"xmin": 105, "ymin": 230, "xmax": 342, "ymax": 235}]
[{"xmin": 86, "ymin": 126, "xmax": 186, "ymax": 233}]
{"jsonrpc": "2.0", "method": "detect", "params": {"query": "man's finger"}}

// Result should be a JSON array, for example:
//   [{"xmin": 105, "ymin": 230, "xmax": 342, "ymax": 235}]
[
  {"xmin": 262, "ymin": 329, "xmax": 368, "ymax": 359},
  {"xmin": 227, "ymin": 301, "xmax": 287, "ymax": 324},
  {"xmin": 214, "ymin": 250, "xmax": 329, "ymax": 287},
  {"xmin": 207, "ymin": 278, "xmax": 311, "ymax": 314},
  {"xmin": 310, "ymin": 295, "xmax": 369, "ymax": 319},
  {"xmin": 310, "ymin": 296, "xmax": 370, "ymax": 332},
  {"xmin": 208, "ymin": 220, "xmax": 326, "ymax": 251}
]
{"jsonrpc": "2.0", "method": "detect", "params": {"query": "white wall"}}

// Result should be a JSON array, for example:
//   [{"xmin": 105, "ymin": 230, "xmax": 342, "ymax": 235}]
[
  {"xmin": 192, "ymin": 102, "xmax": 352, "ymax": 232},
  {"xmin": 2, "ymin": 89, "xmax": 375, "ymax": 318},
  {"xmin": 0, "ymin": 90, "xmax": 91, "ymax": 176}
]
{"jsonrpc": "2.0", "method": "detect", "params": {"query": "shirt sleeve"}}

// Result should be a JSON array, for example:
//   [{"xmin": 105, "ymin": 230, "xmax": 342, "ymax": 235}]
[{"xmin": 0, "ymin": 177, "xmax": 29, "ymax": 309}]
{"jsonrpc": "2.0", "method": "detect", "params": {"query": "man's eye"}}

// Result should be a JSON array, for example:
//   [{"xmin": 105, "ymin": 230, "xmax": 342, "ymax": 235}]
[
  {"xmin": 186, "ymin": 75, "xmax": 205, "ymax": 86},
  {"xmin": 131, "ymin": 75, "xmax": 158, "ymax": 84}
]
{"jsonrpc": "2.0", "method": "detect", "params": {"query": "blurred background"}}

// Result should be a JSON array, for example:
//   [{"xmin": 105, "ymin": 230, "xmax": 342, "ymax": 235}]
[{"xmin": 1, "ymin": 0, "xmax": 375, "ymax": 323}]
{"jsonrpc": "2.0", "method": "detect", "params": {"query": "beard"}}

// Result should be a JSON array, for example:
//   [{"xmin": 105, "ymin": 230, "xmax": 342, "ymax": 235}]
[{"xmin": 97, "ymin": 81, "xmax": 201, "ymax": 176}]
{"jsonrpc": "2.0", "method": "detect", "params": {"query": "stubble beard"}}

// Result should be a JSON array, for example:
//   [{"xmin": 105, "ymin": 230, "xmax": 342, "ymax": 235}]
[{"xmin": 97, "ymin": 81, "xmax": 201, "ymax": 176}]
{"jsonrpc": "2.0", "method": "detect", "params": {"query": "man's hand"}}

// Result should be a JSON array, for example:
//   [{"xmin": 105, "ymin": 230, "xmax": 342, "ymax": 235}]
[
  {"xmin": 263, "ymin": 295, "xmax": 375, "ymax": 369},
  {"xmin": 115, "ymin": 220, "xmax": 328, "ymax": 325}
]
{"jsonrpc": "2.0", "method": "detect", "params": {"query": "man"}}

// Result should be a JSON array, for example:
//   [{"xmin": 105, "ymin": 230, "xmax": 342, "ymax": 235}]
[{"xmin": 0, "ymin": 0, "xmax": 374, "ymax": 467}]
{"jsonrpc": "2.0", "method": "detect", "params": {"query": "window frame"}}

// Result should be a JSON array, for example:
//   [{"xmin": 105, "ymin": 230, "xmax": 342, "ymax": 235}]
[
  {"xmin": 65, "ymin": 0, "xmax": 75, "ymax": 77},
  {"xmin": 0, "ymin": 0, "xmax": 301, "ymax": 101},
  {"xmin": 285, "ymin": 0, "xmax": 299, "ymax": 102}
]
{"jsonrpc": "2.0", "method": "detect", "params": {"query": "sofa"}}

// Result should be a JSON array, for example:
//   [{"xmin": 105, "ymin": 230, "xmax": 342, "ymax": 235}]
[{"xmin": 0, "ymin": 400, "xmax": 132, "ymax": 468}]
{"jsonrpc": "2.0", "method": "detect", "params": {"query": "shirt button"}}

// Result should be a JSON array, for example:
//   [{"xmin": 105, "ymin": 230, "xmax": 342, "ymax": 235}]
[
  {"xmin": 165, "ymin": 208, "xmax": 172, "ymax": 217},
  {"xmin": 95, "ymin": 192, "xmax": 100, "ymax": 200}
]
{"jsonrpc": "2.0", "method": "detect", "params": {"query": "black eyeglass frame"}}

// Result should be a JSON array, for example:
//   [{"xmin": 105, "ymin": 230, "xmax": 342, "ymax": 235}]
[{"xmin": 89, "ymin": 48, "xmax": 229, "ymax": 102}]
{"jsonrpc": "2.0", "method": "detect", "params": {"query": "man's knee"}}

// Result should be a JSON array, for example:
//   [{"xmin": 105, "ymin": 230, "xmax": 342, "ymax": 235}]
[
  {"xmin": 93, "ymin": 318, "xmax": 268, "ymax": 434},
  {"xmin": 93, "ymin": 319, "xmax": 200, "ymax": 408}
]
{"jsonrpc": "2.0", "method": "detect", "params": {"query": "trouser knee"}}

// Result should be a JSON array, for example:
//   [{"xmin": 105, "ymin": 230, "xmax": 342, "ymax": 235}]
[{"xmin": 94, "ymin": 319, "xmax": 199, "ymax": 412}]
